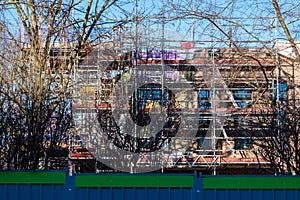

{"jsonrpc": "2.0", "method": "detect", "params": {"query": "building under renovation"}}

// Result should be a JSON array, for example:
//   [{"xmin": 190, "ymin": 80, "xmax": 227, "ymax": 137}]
[{"xmin": 67, "ymin": 19, "xmax": 298, "ymax": 174}]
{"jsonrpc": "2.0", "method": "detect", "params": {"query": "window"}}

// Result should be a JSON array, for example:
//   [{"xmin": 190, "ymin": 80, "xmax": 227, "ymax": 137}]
[
  {"xmin": 136, "ymin": 85, "xmax": 168, "ymax": 110},
  {"xmin": 234, "ymin": 138, "xmax": 252, "ymax": 149},
  {"xmin": 272, "ymin": 82, "xmax": 287, "ymax": 105},
  {"xmin": 198, "ymin": 90, "xmax": 212, "ymax": 109},
  {"xmin": 233, "ymin": 85, "xmax": 252, "ymax": 108},
  {"xmin": 234, "ymin": 118, "xmax": 252, "ymax": 149}
]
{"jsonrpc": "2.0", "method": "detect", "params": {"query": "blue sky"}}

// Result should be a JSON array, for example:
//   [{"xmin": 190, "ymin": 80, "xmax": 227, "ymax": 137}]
[{"xmin": 2, "ymin": 0, "xmax": 299, "ymax": 49}]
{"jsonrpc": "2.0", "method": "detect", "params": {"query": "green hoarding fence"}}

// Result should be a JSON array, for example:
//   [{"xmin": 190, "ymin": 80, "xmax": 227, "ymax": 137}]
[
  {"xmin": 75, "ymin": 175, "xmax": 194, "ymax": 188},
  {"xmin": 0, "ymin": 171, "xmax": 66, "ymax": 184}
]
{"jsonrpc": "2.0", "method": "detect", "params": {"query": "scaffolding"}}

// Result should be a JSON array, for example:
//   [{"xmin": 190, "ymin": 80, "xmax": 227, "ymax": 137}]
[{"xmin": 70, "ymin": 3, "xmax": 294, "ymax": 174}]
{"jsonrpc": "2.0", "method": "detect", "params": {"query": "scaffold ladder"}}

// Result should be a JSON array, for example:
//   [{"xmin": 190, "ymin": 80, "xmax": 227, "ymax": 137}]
[
  {"xmin": 214, "ymin": 68, "xmax": 236, "ymax": 153},
  {"xmin": 215, "ymin": 68, "xmax": 239, "ymax": 109}
]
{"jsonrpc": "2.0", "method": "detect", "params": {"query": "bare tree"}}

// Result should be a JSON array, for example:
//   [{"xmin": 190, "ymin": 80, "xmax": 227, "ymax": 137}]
[
  {"xmin": 0, "ymin": 0, "xmax": 131, "ymax": 170},
  {"xmin": 163, "ymin": 0, "xmax": 300, "ymax": 174},
  {"xmin": 245, "ymin": 104, "xmax": 300, "ymax": 175}
]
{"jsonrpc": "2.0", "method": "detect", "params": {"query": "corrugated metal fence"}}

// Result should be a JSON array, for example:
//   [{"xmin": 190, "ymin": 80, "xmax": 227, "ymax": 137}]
[{"xmin": 0, "ymin": 171, "xmax": 300, "ymax": 200}]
